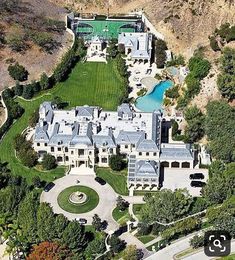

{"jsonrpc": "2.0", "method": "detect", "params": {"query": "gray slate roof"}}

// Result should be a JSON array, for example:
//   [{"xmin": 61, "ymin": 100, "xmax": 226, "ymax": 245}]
[
  {"xmin": 137, "ymin": 139, "xmax": 158, "ymax": 151},
  {"xmin": 116, "ymin": 131, "xmax": 145, "ymax": 145},
  {"xmin": 117, "ymin": 103, "xmax": 133, "ymax": 119},
  {"xmin": 135, "ymin": 160, "xmax": 160, "ymax": 177},
  {"xmin": 93, "ymin": 128, "xmax": 116, "ymax": 148},
  {"xmin": 160, "ymin": 146, "xmax": 193, "ymax": 161}
]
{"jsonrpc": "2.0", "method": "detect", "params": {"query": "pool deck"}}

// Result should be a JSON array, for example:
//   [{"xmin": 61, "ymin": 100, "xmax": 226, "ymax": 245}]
[{"xmin": 141, "ymin": 77, "xmax": 160, "ymax": 94}]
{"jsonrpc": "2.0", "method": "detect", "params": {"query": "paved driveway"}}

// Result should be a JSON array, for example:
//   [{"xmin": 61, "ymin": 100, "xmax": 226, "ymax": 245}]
[
  {"xmin": 41, "ymin": 174, "xmax": 119, "ymax": 232},
  {"xmin": 162, "ymin": 168, "xmax": 209, "ymax": 196}
]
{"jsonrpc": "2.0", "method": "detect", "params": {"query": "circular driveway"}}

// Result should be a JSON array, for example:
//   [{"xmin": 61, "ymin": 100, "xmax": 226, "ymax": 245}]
[{"xmin": 40, "ymin": 174, "xmax": 119, "ymax": 231}]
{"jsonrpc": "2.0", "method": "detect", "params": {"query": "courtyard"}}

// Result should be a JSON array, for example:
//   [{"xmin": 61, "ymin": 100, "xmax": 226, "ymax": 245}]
[{"xmin": 40, "ymin": 173, "xmax": 144, "ymax": 232}]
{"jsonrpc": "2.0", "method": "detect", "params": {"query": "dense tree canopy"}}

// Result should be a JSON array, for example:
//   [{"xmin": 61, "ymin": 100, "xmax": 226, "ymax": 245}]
[
  {"xmin": 206, "ymin": 196, "xmax": 235, "ymax": 238},
  {"xmin": 37, "ymin": 203, "xmax": 56, "ymax": 241},
  {"xmin": 217, "ymin": 48, "xmax": 235, "ymax": 100},
  {"xmin": 18, "ymin": 191, "xmax": 39, "ymax": 243},
  {"xmin": 61, "ymin": 221, "xmax": 86, "ymax": 252},
  {"xmin": 140, "ymin": 189, "xmax": 193, "ymax": 223},
  {"xmin": 202, "ymin": 162, "xmax": 235, "ymax": 205},
  {"xmin": 205, "ymin": 101, "xmax": 235, "ymax": 162},
  {"xmin": 85, "ymin": 237, "xmax": 106, "ymax": 259}
]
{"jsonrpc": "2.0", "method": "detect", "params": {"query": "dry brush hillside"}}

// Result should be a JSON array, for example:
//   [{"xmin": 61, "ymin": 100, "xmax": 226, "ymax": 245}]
[
  {"xmin": 52, "ymin": 0, "xmax": 235, "ymax": 58},
  {"xmin": 0, "ymin": 0, "xmax": 73, "ymax": 91}
]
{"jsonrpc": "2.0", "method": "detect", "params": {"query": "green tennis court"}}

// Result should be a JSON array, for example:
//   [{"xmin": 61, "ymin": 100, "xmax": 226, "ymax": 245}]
[{"xmin": 76, "ymin": 19, "xmax": 138, "ymax": 40}]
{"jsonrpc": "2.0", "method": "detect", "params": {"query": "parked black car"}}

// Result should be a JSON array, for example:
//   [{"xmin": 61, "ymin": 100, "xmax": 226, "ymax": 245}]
[
  {"xmin": 77, "ymin": 218, "xmax": 87, "ymax": 224},
  {"xmin": 190, "ymin": 181, "xmax": 206, "ymax": 187},
  {"xmin": 189, "ymin": 173, "xmax": 204, "ymax": 179},
  {"xmin": 95, "ymin": 177, "xmax": 106, "ymax": 185},
  {"xmin": 44, "ymin": 182, "xmax": 55, "ymax": 192}
]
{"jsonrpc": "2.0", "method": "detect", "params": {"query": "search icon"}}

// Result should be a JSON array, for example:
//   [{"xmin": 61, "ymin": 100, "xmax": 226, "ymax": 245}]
[{"xmin": 213, "ymin": 239, "xmax": 222, "ymax": 248}]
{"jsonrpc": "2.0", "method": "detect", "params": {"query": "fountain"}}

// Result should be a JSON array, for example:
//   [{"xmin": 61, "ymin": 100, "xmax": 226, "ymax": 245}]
[{"xmin": 69, "ymin": 191, "xmax": 87, "ymax": 204}]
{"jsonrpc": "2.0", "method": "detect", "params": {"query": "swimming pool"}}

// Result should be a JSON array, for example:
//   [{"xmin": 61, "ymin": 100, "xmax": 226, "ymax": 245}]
[{"xmin": 135, "ymin": 80, "xmax": 173, "ymax": 112}]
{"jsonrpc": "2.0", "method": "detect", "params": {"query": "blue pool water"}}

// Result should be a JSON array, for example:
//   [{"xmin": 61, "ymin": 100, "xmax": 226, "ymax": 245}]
[{"xmin": 135, "ymin": 80, "xmax": 173, "ymax": 112}]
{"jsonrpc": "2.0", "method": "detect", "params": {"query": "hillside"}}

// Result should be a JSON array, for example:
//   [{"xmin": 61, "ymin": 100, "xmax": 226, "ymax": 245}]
[
  {"xmin": 52, "ymin": 0, "xmax": 235, "ymax": 59},
  {"xmin": 0, "ymin": 0, "xmax": 73, "ymax": 91}
]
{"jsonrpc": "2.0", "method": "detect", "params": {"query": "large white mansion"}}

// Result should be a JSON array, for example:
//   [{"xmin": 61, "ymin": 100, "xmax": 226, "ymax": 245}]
[{"xmin": 33, "ymin": 102, "xmax": 194, "ymax": 188}]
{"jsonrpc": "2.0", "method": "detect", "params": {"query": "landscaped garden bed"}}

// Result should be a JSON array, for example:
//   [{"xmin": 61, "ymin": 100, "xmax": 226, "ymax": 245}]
[
  {"xmin": 57, "ymin": 185, "xmax": 99, "ymax": 213},
  {"xmin": 112, "ymin": 207, "xmax": 130, "ymax": 225}
]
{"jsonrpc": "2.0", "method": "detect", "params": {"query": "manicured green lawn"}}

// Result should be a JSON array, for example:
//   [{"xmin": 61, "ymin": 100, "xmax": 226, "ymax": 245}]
[
  {"xmin": 112, "ymin": 207, "xmax": 130, "ymax": 225},
  {"xmin": 96, "ymin": 167, "xmax": 128, "ymax": 195},
  {"xmin": 54, "ymin": 61, "xmax": 124, "ymax": 110},
  {"xmin": 133, "ymin": 204, "xmax": 143, "ymax": 219},
  {"xmin": 133, "ymin": 190, "xmax": 158, "ymax": 196},
  {"xmin": 0, "ymin": 61, "xmax": 124, "ymax": 182},
  {"xmin": 137, "ymin": 235, "xmax": 155, "ymax": 244},
  {"xmin": 57, "ymin": 185, "xmax": 99, "ymax": 214}
]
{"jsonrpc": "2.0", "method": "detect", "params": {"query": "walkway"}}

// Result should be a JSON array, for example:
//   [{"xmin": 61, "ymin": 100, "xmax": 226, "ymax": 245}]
[
  {"xmin": 120, "ymin": 232, "xmax": 152, "ymax": 259},
  {"xmin": 145, "ymin": 234, "xmax": 235, "ymax": 260},
  {"xmin": 40, "ymin": 174, "xmax": 119, "ymax": 232},
  {"xmin": 145, "ymin": 233, "xmax": 199, "ymax": 260}
]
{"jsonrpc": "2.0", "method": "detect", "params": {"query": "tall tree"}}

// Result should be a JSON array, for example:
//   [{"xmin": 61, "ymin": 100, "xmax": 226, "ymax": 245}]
[
  {"xmin": 39, "ymin": 73, "xmax": 50, "ymax": 90},
  {"xmin": 61, "ymin": 221, "xmax": 86, "ymax": 252},
  {"xmin": 18, "ymin": 191, "xmax": 39, "ymax": 243},
  {"xmin": 27, "ymin": 241, "xmax": 73, "ymax": 260},
  {"xmin": 92, "ymin": 214, "xmax": 103, "ymax": 232},
  {"xmin": 37, "ymin": 203, "xmax": 55, "ymax": 241}
]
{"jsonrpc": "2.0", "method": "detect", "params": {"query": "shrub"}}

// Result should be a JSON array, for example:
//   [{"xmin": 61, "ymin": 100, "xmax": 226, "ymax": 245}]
[
  {"xmin": 6, "ymin": 32, "xmax": 28, "ymax": 52},
  {"xmin": 165, "ymin": 85, "xmax": 179, "ymax": 99},
  {"xmin": 166, "ymin": 54, "xmax": 185, "ymax": 67},
  {"xmin": 32, "ymin": 176, "xmax": 42, "ymax": 188},
  {"xmin": 188, "ymin": 56, "xmax": 211, "ymax": 80},
  {"xmin": 42, "ymin": 154, "xmax": 56, "ymax": 170},
  {"xmin": 137, "ymin": 88, "xmax": 147, "ymax": 97},
  {"xmin": 190, "ymin": 235, "xmax": 205, "ymax": 249},
  {"xmin": 116, "ymin": 196, "xmax": 129, "ymax": 211},
  {"xmin": 209, "ymin": 36, "xmax": 220, "ymax": 52},
  {"xmin": 8, "ymin": 62, "xmax": 28, "ymax": 81},
  {"xmin": 163, "ymin": 97, "xmax": 171, "ymax": 106}
]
